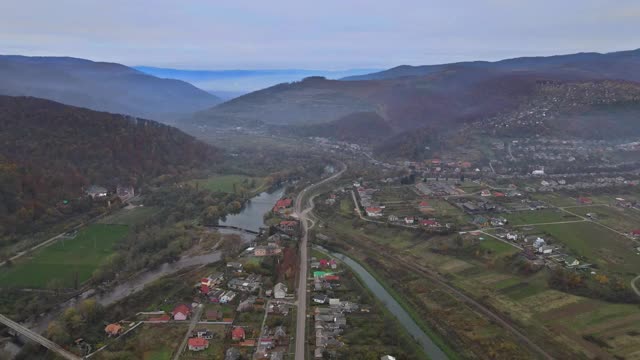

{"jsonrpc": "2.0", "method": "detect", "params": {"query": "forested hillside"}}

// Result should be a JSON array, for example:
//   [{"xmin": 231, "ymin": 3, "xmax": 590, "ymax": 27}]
[{"xmin": 0, "ymin": 96, "xmax": 220, "ymax": 243}]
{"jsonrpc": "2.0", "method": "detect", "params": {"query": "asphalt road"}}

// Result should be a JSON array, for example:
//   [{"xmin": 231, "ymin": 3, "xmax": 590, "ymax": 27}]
[{"xmin": 294, "ymin": 163, "xmax": 345, "ymax": 360}]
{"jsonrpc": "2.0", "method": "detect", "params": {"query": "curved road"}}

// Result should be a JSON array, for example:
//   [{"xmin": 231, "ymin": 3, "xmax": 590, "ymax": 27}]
[{"xmin": 294, "ymin": 162, "xmax": 346, "ymax": 360}]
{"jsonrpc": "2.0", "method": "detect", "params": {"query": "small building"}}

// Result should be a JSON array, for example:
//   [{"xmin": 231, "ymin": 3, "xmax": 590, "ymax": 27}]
[
  {"xmin": 254, "ymin": 245, "xmax": 282, "ymax": 256},
  {"xmin": 194, "ymin": 329, "xmax": 214, "ymax": 340},
  {"xmin": 313, "ymin": 294, "xmax": 328, "ymax": 304},
  {"xmin": 388, "ymin": 214, "xmax": 398, "ymax": 222},
  {"xmin": 279, "ymin": 220, "xmax": 298, "ymax": 232},
  {"xmin": 381, "ymin": 356, "xmax": 397, "ymax": 360},
  {"xmin": 577, "ymin": 197, "xmax": 593, "ymax": 205},
  {"xmin": 231, "ymin": 326, "xmax": 246, "ymax": 341},
  {"xmin": 188, "ymin": 337, "xmax": 209, "ymax": 351},
  {"xmin": 220, "ymin": 291, "xmax": 237, "ymax": 304},
  {"xmin": 365, "ymin": 207, "xmax": 383, "ymax": 217},
  {"xmin": 104, "ymin": 323, "xmax": 122, "ymax": 337},
  {"xmin": 273, "ymin": 198, "xmax": 293, "ymax": 213},
  {"xmin": 226, "ymin": 262, "xmax": 243, "ymax": 272},
  {"xmin": 565, "ymin": 257, "xmax": 580, "ymax": 267},
  {"xmin": 274, "ymin": 283, "xmax": 288, "ymax": 299},
  {"xmin": 404, "ymin": 216, "xmax": 415, "ymax": 225},
  {"xmin": 538, "ymin": 245, "xmax": 554, "ymax": 254},
  {"xmin": 630, "ymin": 229, "xmax": 640, "ymax": 238},
  {"xmin": 86, "ymin": 185, "xmax": 108, "ymax": 198},
  {"xmin": 480, "ymin": 189, "xmax": 491, "ymax": 197},
  {"xmin": 172, "ymin": 304, "xmax": 191, "ymax": 321}
]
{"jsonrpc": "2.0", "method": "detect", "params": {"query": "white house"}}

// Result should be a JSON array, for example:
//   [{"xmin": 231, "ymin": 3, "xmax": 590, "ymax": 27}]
[
  {"xmin": 533, "ymin": 237, "xmax": 546, "ymax": 249},
  {"xmin": 404, "ymin": 217, "xmax": 415, "ymax": 225},
  {"xmin": 506, "ymin": 233, "xmax": 518, "ymax": 241},
  {"xmin": 274, "ymin": 283, "xmax": 287, "ymax": 299},
  {"xmin": 365, "ymin": 207, "xmax": 383, "ymax": 217},
  {"xmin": 538, "ymin": 245, "xmax": 554, "ymax": 254},
  {"xmin": 220, "ymin": 291, "xmax": 236, "ymax": 304}
]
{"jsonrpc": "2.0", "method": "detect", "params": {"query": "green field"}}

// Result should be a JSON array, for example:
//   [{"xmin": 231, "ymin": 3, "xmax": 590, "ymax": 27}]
[
  {"xmin": 479, "ymin": 237, "xmax": 519, "ymax": 255},
  {"xmin": 535, "ymin": 222, "xmax": 640, "ymax": 274},
  {"xmin": 566, "ymin": 205, "xmax": 640, "ymax": 233},
  {"xmin": 99, "ymin": 206, "xmax": 159, "ymax": 225},
  {"xmin": 0, "ymin": 224, "xmax": 129, "ymax": 288},
  {"xmin": 187, "ymin": 174, "xmax": 264, "ymax": 193},
  {"xmin": 504, "ymin": 209, "xmax": 579, "ymax": 225}
]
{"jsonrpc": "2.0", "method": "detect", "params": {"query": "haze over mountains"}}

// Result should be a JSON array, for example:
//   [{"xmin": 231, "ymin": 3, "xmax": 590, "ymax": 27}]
[
  {"xmin": 0, "ymin": 56, "xmax": 222, "ymax": 123},
  {"xmin": 134, "ymin": 67, "xmax": 381, "ymax": 99},
  {"xmin": 190, "ymin": 48, "xmax": 640, "ymax": 153}
]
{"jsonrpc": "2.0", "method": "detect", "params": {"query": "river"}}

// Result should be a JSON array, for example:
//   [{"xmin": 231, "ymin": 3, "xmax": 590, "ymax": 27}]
[
  {"xmin": 315, "ymin": 246, "xmax": 448, "ymax": 360},
  {"xmin": 219, "ymin": 187, "xmax": 285, "ymax": 232},
  {"xmin": 25, "ymin": 188, "xmax": 285, "ymax": 335}
]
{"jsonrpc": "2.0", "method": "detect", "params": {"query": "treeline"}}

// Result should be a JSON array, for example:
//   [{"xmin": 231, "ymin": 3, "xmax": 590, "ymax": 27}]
[{"xmin": 0, "ymin": 95, "xmax": 221, "ymax": 245}]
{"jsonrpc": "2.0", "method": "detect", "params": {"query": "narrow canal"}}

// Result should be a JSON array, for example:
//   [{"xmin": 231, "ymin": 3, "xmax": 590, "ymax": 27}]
[{"xmin": 316, "ymin": 246, "xmax": 448, "ymax": 360}]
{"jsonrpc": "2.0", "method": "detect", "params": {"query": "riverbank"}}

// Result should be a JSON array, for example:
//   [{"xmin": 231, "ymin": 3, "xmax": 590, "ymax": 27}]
[{"xmin": 314, "ymin": 245, "xmax": 452, "ymax": 360}]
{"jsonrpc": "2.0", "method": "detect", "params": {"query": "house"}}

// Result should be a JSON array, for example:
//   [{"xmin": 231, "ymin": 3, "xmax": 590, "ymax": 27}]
[
  {"xmin": 472, "ymin": 216, "xmax": 488, "ymax": 227},
  {"xmin": 254, "ymin": 245, "xmax": 282, "ymax": 256},
  {"xmin": 388, "ymin": 214, "xmax": 398, "ymax": 222},
  {"xmin": 194, "ymin": 329, "xmax": 214, "ymax": 339},
  {"xmin": 273, "ymin": 198, "xmax": 293, "ymax": 213},
  {"xmin": 381, "ymin": 356, "xmax": 397, "ymax": 360},
  {"xmin": 187, "ymin": 337, "xmax": 209, "ymax": 351},
  {"xmin": 279, "ymin": 220, "xmax": 298, "ymax": 232},
  {"xmin": 259, "ymin": 336, "xmax": 275, "ymax": 349},
  {"xmin": 225, "ymin": 347, "xmax": 241, "ymax": 360},
  {"xmin": 538, "ymin": 245, "xmax": 554, "ymax": 254},
  {"xmin": 365, "ymin": 207, "xmax": 383, "ymax": 217},
  {"xmin": 630, "ymin": 229, "xmax": 640, "ymax": 237},
  {"xmin": 565, "ymin": 257, "xmax": 580, "ymax": 267},
  {"xmin": 104, "ymin": 324, "xmax": 122, "ymax": 337},
  {"xmin": 274, "ymin": 283, "xmax": 288, "ymax": 299},
  {"xmin": 208, "ymin": 289, "xmax": 226, "ymax": 303},
  {"xmin": 220, "ymin": 291, "xmax": 237, "ymax": 304},
  {"xmin": 172, "ymin": 304, "xmax": 191, "ymax": 321},
  {"xmin": 313, "ymin": 294, "xmax": 328, "ymax": 304},
  {"xmin": 231, "ymin": 326, "xmax": 246, "ymax": 341},
  {"xmin": 533, "ymin": 237, "xmax": 546, "ymax": 249},
  {"xmin": 319, "ymin": 259, "xmax": 330, "ymax": 268},
  {"xmin": 226, "ymin": 262, "xmax": 243, "ymax": 273},
  {"xmin": 228, "ymin": 274, "xmax": 262, "ymax": 292},
  {"xmin": 506, "ymin": 233, "xmax": 518, "ymax": 241},
  {"xmin": 420, "ymin": 219, "xmax": 440, "ymax": 228},
  {"xmin": 404, "ymin": 216, "xmax": 415, "ymax": 225},
  {"xmin": 480, "ymin": 189, "xmax": 492, "ymax": 197},
  {"xmin": 329, "ymin": 259, "xmax": 337, "ymax": 269},
  {"xmin": 493, "ymin": 191, "xmax": 506, "ymax": 197},
  {"xmin": 86, "ymin": 185, "xmax": 108, "ymax": 198}
]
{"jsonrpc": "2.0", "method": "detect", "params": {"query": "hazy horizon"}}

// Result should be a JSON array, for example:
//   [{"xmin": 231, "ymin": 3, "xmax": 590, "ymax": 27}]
[{"xmin": 2, "ymin": 0, "xmax": 639, "ymax": 69}]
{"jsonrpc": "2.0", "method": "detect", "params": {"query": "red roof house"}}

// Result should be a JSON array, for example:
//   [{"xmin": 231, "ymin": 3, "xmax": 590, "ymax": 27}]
[
  {"xmin": 200, "ymin": 285, "xmax": 210, "ymax": 294},
  {"xmin": 188, "ymin": 337, "xmax": 209, "ymax": 351},
  {"xmin": 324, "ymin": 275, "xmax": 340, "ymax": 281},
  {"xmin": 420, "ymin": 219, "xmax": 440, "ymax": 227},
  {"xmin": 419, "ymin": 201, "xmax": 431, "ymax": 208},
  {"xmin": 273, "ymin": 198, "xmax": 293, "ymax": 212},
  {"xmin": 631, "ymin": 229, "xmax": 640, "ymax": 237},
  {"xmin": 493, "ymin": 192, "xmax": 506, "ymax": 197},
  {"xmin": 172, "ymin": 304, "xmax": 191, "ymax": 321},
  {"xmin": 232, "ymin": 326, "xmax": 246, "ymax": 341}
]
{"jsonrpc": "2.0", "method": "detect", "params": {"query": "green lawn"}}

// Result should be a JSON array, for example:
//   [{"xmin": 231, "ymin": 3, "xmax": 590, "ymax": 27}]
[
  {"xmin": 0, "ymin": 224, "xmax": 129, "ymax": 288},
  {"xmin": 144, "ymin": 349, "xmax": 171, "ymax": 360},
  {"xmin": 186, "ymin": 174, "xmax": 264, "ymax": 193},
  {"xmin": 566, "ymin": 205, "xmax": 640, "ymax": 233},
  {"xmin": 536, "ymin": 222, "xmax": 640, "ymax": 274},
  {"xmin": 504, "ymin": 209, "xmax": 578, "ymax": 225},
  {"xmin": 99, "ymin": 206, "xmax": 159, "ymax": 225},
  {"xmin": 479, "ymin": 238, "xmax": 519, "ymax": 255}
]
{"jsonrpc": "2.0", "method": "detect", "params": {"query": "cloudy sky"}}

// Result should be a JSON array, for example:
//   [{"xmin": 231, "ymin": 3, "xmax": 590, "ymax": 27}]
[{"xmin": 1, "ymin": 0, "xmax": 638, "ymax": 70}]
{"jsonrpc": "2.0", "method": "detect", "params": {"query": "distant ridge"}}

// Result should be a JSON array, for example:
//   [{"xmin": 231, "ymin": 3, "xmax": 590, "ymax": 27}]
[
  {"xmin": 0, "ymin": 55, "xmax": 221, "ymax": 123},
  {"xmin": 342, "ymin": 48, "xmax": 640, "ymax": 81}
]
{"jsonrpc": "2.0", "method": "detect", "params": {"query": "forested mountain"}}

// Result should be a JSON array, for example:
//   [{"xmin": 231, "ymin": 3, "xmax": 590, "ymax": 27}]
[
  {"xmin": 0, "ymin": 55, "xmax": 221, "ymax": 122},
  {"xmin": 190, "ymin": 49, "xmax": 640, "ymax": 151},
  {"xmin": 0, "ymin": 96, "xmax": 221, "ymax": 241}
]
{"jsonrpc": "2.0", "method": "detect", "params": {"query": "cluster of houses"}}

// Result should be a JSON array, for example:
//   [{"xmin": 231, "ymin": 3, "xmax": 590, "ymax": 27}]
[
  {"xmin": 415, "ymin": 181, "xmax": 466, "ymax": 197},
  {"xmin": 537, "ymin": 176, "xmax": 640, "ymax": 192},
  {"xmin": 355, "ymin": 183, "xmax": 378, "ymax": 209},
  {"xmin": 472, "ymin": 216, "xmax": 508, "ymax": 227},
  {"xmin": 456, "ymin": 198, "xmax": 507, "ymax": 214}
]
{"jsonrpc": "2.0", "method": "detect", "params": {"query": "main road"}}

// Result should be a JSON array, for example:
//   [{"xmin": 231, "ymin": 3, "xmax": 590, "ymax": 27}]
[{"xmin": 294, "ymin": 162, "xmax": 346, "ymax": 360}]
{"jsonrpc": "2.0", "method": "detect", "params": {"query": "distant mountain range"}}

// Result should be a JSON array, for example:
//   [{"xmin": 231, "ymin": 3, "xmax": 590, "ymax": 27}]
[
  {"xmin": 134, "ymin": 66, "xmax": 381, "ymax": 97},
  {"xmin": 189, "ymin": 48, "xmax": 640, "ymax": 156},
  {"xmin": 0, "ymin": 56, "xmax": 222, "ymax": 123}
]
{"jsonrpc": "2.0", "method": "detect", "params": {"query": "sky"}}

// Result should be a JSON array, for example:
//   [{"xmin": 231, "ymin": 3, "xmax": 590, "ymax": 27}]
[{"xmin": 1, "ymin": 0, "xmax": 639, "ymax": 70}]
